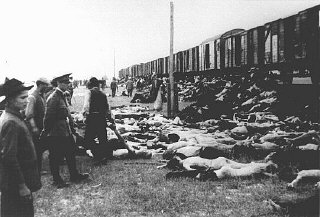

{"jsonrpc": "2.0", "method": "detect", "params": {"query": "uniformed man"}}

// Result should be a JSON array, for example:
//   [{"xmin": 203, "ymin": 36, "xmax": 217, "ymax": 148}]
[{"xmin": 42, "ymin": 73, "xmax": 89, "ymax": 188}]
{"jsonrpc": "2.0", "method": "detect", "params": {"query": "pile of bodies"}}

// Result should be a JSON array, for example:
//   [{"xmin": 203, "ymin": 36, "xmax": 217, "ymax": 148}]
[
  {"xmin": 178, "ymin": 69, "xmax": 318, "ymax": 123},
  {"xmin": 71, "ymin": 97, "xmax": 319, "ymax": 215},
  {"xmin": 71, "ymin": 104, "xmax": 319, "ymax": 180}
]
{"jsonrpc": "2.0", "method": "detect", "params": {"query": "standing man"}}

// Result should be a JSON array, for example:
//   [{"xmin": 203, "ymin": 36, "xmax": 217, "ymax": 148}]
[
  {"xmin": 150, "ymin": 72, "xmax": 158, "ymax": 102},
  {"xmin": 42, "ymin": 73, "xmax": 88, "ymax": 188},
  {"xmin": 110, "ymin": 77, "xmax": 118, "ymax": 97},
  {"xmin": 126, "ymin": 76, "xmax": 134, "ymax": 97},
  {"xmin": 0, "ymin": 78, "xmax": 42, "ymax": 217},
  {"xmin": 25, "ymin": 77, "xmax": 50, "ymax": 175},
  {"xmin": 82, "ymin": 77, "xmax": 115, "ymax": 164}
]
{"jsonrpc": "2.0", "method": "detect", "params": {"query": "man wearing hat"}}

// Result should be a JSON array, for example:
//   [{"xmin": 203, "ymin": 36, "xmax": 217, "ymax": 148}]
[
  {"xmin": 25, "ymin": 77, "xmax": 50, "ymax": 175},
  {"xmin": 0, "ymin": 78, "xmax": 42, "ymax": 216},
  {"xmin": 42, "ymin": 73, "xmax": 89, "ymax": 188}
]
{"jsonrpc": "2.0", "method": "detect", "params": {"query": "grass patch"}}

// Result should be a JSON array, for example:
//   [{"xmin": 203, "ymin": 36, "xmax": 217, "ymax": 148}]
[
  {"xmin": 35, "ymin": 154, "xmax": 294, "ymax": 217},
  {"xmin": 34, "ymin": 86, "xmax": 302, "ymax": 216}
]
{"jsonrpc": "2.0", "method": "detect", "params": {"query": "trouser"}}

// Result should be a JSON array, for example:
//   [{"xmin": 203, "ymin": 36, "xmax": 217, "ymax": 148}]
[
  {"xmin": 127, "ymin": 89, "xmax": 133, "ymax": 97},
  {"xmin": 111, "ymin": 88, "xmax": 116, "ymax": 97},
  {"xmin": 1, "ymin": 186, "xmax": 34, "ymax": 217},
  {"xmin": 33, "ymin": 134, "xmax": 48, "ymax": 175},
  {"xmin": 47, "ymin": 136, "xmax": 78, "ymax": 182},
  {"xmin": 84, "ymin": 114, "xmax": 112, "ymax": 160},
  {"xmin": 150, "ymin": 86, "xmax": 158, "ymax": 102}
]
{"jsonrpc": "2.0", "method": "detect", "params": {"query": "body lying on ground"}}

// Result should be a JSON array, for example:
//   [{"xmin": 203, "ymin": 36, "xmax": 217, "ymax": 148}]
[
  {"xmin": 165, "ymin": 156, "xmax": 277, "ymax": 180},
  {"xmin": 197, "ymin": 161, "xmax": 277, "ymax": 180},
  {"xmin": 287, "ymin": 169, "xmax": 320, "ymax": 189},
  {"xmin": 287, "ymin": 130, "xmax": 320, "ymax": 147},
  {"xmin": 171, "ymin": 156, "xmax": 257, "ymax": 171}
]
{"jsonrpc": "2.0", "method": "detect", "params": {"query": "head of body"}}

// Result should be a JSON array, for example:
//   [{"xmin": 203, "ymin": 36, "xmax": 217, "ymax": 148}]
[{"xmin": 0, "ymin": 78, "xmax": 33, "ymax": 112}]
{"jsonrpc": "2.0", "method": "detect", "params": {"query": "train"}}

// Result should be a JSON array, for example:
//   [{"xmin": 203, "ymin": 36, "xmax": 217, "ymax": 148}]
[{"xmin": 119, "ymin": 4, "xmax": 320, "ymax": 85}]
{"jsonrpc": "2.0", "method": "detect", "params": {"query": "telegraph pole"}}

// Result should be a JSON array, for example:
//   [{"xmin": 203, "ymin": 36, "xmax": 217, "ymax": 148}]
[
  {"xmin": 168, "ymin": 1, "xmax": 178, "ymax": 118},
  {"xmin": 113, "ymin": 48, "xmax": 116, "ymax": 78}
]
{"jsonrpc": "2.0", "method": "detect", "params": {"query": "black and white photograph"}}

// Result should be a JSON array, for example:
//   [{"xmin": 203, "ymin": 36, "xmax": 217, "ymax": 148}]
[{"xmin": 0, "ymin": 0, "xmax": 319, "ymax": 216}]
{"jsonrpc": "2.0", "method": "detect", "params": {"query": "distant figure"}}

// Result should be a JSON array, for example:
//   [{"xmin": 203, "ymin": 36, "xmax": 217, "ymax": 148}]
[
  {"xmin": 0, "ymin": 78, "xmax": 42, "ymax": 217},
  {"xmin": 110, "ymin": 77, "xmax": 118, "ymax": 97},
  {"xmin": 72, "ymin": 80, "xmax": 79, "ymax": 89},
  {"xmin": 64, "ymin": 83, "xmax": 74, "ymax": 106},
  {"xmin": 126, "ymin": 77, "xmax": 134, "ymax": 97},
  {"xmin": 150, "ymin": 73, "xmax": 162, "ymax": 102},
  {"xmin": 136, "ymin": 77, "xmax": 142, "ymax": 91},
  {"xmin": 100, "ymin": 79, "xmax": 106, "ymax": 90}
]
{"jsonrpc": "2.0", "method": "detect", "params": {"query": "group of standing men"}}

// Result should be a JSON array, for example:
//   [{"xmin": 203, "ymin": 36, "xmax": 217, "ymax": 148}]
[{"xmin": 0, "ymin": 73, "xmax": 114, "ymax": 216}]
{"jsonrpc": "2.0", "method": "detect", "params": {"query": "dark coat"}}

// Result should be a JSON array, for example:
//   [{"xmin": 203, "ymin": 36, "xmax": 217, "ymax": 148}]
[
  {"xmin": 0, "ymin": 108, "xmax": 41, "ymax": 192},
  {"xmin": 43, "ymin": 88, "xmax": 75, "ymax": 137},
  {"xmin": 110, "ymin": 81, "xmax": 118, "ymax": 90},
  {"xmin": 126, "ymin": 79, "xmax": 134, "ymax": 90},
  {"xmin": 89, "ymin": 88, "xmax": 110, "ymax": 117}
]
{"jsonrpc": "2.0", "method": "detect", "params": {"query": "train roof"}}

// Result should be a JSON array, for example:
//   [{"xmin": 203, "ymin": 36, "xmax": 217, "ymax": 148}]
[
  {"xmin": 221, "ymin": 28, "xmax": 245, "ymax": 38},
  {"xmin": 200, "ymin": 34, "xmax": 222, "ymax": 44}
]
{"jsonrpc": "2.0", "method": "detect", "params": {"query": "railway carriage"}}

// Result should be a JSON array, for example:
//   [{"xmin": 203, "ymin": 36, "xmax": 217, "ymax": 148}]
[
  {"xmin": 120, "ymin": 5, "xmax": 320, "ymax": 84},
  {"xmin": 199, "ymin": 35, "xmax": 221, "ymax": 71},
  {"xmin": 221, "ymin": 29, "xmax": 245, "ymax": 70}
]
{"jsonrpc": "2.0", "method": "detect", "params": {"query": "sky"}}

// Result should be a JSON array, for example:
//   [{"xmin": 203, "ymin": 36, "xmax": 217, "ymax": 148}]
[{"xmin": 0, "ymin": 0, "xmax": 319, "ymax": 83}]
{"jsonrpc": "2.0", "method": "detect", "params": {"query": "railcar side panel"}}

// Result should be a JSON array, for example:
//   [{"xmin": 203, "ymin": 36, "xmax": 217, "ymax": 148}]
[
  {"xmin": 215, "ymin": 39, "xmax": 222, "ymax": 69},
  {"xmin": 240, "ymin": 31, "xmax": 248, "ymax": 66},
  {"xmin": 248, "ymin": 26, "xmax": 264, "ymax": 66},
  {"xmin": 193, "ymin": 46, "xmax": 199, "ymax": 72},
  {"xmin": 199, "ymin": 44, "xmax": 205, "ymax": 71}
]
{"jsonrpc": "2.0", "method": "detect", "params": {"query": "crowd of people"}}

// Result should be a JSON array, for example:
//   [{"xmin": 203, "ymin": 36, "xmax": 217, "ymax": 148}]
[
  {"xmin": 0, "ymin": 74, "xmax": 117, "ymax": 216},
  {"xmin": 120, "ymin": 72, "xmax": 167, "ymax": 104}
]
